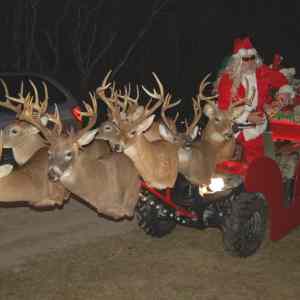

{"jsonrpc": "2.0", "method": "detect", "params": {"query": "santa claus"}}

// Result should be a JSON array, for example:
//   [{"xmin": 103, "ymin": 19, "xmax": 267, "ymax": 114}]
[{"xmin": 216, "ymin": 36, "xmax": 295, "ymax": 163}]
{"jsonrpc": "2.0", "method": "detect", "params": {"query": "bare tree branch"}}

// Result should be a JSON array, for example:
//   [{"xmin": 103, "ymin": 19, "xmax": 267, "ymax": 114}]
[
  {"xmin": 41, "ymin": 0, "xmax": 72, "ymax": 74},
  {"xmin": 12, "ymin": 0, "xmax": 24, "ymax": 71},
  {"xmin": 8, "ymin": 0, "xmax": 71, "ymax": 74},
  {"xmin": 111, "ymin": 0, "xmax": 172, "ymax": 78},
  {"xmin": 70, "ymin": 0, "xmax": 117, "ymax": 89},
  {"xmin": 90, "ymin": 32, "xmax": 117, "ymax": 72}
]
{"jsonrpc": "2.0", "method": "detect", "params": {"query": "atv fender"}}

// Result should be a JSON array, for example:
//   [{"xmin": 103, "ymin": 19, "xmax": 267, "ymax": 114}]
[{"xmin": 244, "ymin": 156, "xmax": 300, "ymax": 241}]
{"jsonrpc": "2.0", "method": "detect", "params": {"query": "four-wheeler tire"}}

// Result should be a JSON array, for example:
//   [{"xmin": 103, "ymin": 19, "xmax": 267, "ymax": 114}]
[
  {"xmin": 135, "ymin": 196, "xmax": 176, "ymax": 238},
  {"xmin": 222, "ymin": 192, "xmax": 268, "ymax": 257}
]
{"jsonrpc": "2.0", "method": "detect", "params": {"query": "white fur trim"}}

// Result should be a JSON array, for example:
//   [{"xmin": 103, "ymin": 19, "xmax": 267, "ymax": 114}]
[
  {"xmin": 234, "ymin": 110, "xmax": 250, "ymax": 124},
  {"xmin": 278, "ymin": 84, "xmax": 294, "ymax": 94},
  {"xmin": 243, "ymin": 118, "xmax": 268, "ymax": 141},
  {"xmin": 242, "ymin": 73, "xmax": 258, "ymax": 109},
  {"xmin": 234, "ymin": 73, "xmax": 266, "ymax": 141},
  {"xmin": 278, "ymin": 84, "xmax": 296, "ymax": 98},
  {"xmin": 280, "ymin": 68, "xmax": 296, "ymax": 80}
]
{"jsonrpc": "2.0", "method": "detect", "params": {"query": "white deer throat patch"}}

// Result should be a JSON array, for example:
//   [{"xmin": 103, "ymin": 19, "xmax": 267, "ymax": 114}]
[
  {"xmin": 210, "ymin": 132, "xmax": 226, "ymax": 143},
  {"xmin": 178, "ymin": 148, "xmax": 192, "ymax": 163}
]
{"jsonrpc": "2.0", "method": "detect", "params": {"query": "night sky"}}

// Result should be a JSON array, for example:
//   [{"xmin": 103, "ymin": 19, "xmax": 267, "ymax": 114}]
[{"xmin": 0, "ymin": 0, "xmax": 299, "ymax": 117}]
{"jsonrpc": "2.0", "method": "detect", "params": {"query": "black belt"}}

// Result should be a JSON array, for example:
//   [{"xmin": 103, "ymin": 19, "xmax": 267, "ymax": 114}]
[{"xmin": 232, "ymin": 122, "xmax": 256, "ymax": 134}]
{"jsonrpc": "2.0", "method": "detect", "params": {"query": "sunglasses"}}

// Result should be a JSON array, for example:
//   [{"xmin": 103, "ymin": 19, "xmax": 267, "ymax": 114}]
[{"xmin": 242, "ymin": 55, "xmax": 256, "ymax": 62}]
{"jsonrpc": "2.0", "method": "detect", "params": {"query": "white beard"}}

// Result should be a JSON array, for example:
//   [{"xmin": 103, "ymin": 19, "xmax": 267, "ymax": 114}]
[
  {"xmin": 242, "ymin": 72, "xmax": 258, "ymax": 111},
  {"xmin": 240, "ymin": 72, "xmax": 268, "ymax": 141}
]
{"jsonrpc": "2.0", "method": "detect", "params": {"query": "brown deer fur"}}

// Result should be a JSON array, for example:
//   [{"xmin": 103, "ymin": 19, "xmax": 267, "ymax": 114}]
[{"xmin": 48, "ymin": 131, "xmax": 140, "ymax": 219}]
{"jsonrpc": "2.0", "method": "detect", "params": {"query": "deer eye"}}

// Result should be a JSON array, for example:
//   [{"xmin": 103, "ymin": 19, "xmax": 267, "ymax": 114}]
[
  {"xmin": 128, "ymin": 130, "xmax": 136, "ymax": 138},
  {"xmin": 104, "ymin": 124, "xmax": 112, "ymax": 132},
  {"xmin": 10, "ymin": 128, "xmax": 18, "ymax": 135},
  {"xmin": 65, "ymin": 151, "xmax": 73, "ymax": 160},
  {"xmin": 215, "ymin": 117, "xmax": 221, "ymax": 123}
]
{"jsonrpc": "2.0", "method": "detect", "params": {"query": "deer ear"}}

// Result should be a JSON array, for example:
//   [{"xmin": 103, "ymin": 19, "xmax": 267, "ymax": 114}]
[
  {"xmin": 26, "ymin": 124, "xmax": 40, "ymax": 135},
  {"xmin": 40, "ymin": 115, "xmax": 49, "ymax": 126},
  {"xmin": 159, "ymin": 123, "xmax": 175, "ymax": 143},
  {"xmin": 0, "ymin": 164, "xmax": 14, "ymax": 178},
  {"xmin": 203, "ymin": 103, "xmax": 216, "ymax": 119},
  {"xmin": 77, "ymin": 129, "xmax": 99, "ymax": 146},
  {"xmin": 136, "ymin": 115, "xmax": 155, "ymax": 135},
  {"xmin": 190, "ymin": 125, "xmax": 199, "ymax": 140}
]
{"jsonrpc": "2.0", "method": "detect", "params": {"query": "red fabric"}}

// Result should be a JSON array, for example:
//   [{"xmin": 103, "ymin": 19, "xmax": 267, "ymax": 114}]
[
  {"xmin": 218, "ymin": 64, "xmax": 288, "ymax": 112},
  {"xmin": 217, "ymin": 64, "xmax": 288, "ymax": 163},
  {"xmin": 233, "ymin": 37, "xmax": 254, "ymax": 54},
  {"xmin": 236, "ymin": 134, "xmax": 264, "ymax": 164},
  {"xmin": 271, "ymin": 53, "xmax": 283, "ymax": 70}
]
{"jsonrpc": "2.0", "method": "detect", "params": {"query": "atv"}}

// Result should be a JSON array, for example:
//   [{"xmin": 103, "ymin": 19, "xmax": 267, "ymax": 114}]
[{"xmin": 136, "ymin": 170, "xmax": 267, "ymax": 258}]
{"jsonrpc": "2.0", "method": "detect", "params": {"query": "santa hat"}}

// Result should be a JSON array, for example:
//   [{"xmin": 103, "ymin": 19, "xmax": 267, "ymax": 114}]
[{"xmin": 233, "ymin": 37, "xmax": 257, "ymax": 57}]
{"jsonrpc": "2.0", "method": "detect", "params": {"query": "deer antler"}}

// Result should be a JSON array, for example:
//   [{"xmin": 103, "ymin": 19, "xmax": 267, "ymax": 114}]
[
  {"xmin": 116, "ymin": 84, "xmax": 142, "ymax": 120},
  {"xmin": 75, "ymin": 92, "xmax": 98, "ymax": 139},
  {"xmin": 197, "ymin": 73, "xmax": 219, "ymax": 102},
  {"xmin": 0, "ymin": 79, "xmax": 23, "ymax": 114},
  {"xmin": 126, "ymin": 72, "xmax": 165, "ymax": 129},
  {"xmin": 96, "ymin": 70, "xmax": 123, "ymax": 124},
  {"xmin": 184, "ymin": 95, "xmax": 203, "ymax": 136},
  {"xmin": 28, "ymin": 80, "xmax": 49, "ymax": 117},
  {"xmin": 2, "ymin": 80, "xmax": 59, "ymax": 141},
  {"xmin": 16, "ymin": 82, "xmax": 56, "ymax": 140},
  {"xmin": 160, "ymin": 93, "xmax": 181, "ymax": 136},
  {"xmin": 181, "ymin": 73, "xmax": 217, "ymax": 136},
  {"xmin": 0, "ymin": 78, "xmax": 53, "ymax": 138}
]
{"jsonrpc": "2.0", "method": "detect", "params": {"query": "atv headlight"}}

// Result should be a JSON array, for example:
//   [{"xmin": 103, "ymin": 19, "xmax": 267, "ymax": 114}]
[
  {"xmin": 209, "ymin": 177, "xmax": 225, "ymax": 192},
  {"xmin": 199, "ymin": 177, "xmax": 225, "ymax": 195}
]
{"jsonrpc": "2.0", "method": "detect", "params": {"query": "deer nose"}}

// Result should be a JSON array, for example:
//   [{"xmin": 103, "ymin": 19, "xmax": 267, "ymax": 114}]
[
  {"xmin": 48, "ymin": 167, "xmax": 59, "ymax": 182},
  {"xmin": 184, "ymin": 138, "xmax": 193, "ymax": 148},
  {"xmin": 183, "ymin": 135, "xmax": 194, "ymax": 147}
]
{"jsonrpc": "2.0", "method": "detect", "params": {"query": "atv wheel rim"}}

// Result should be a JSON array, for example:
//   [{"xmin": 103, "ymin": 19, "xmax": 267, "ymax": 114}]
[{"xmin": 243, "ymin": 211, "xmax": 262, "ymax": 241}]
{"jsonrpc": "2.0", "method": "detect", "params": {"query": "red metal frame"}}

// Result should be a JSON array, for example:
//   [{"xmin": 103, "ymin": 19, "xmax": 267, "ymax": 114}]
[
  {"xmin": 140, "ymin": 181, "xmax": 198, "ymax": 219},
  {"xmin": 270, "ymin": 119, "xmax": 300, "ymax": 142}
]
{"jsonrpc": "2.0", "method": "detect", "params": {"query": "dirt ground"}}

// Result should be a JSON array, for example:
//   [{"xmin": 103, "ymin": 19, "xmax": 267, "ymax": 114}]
[{"xmin": 1, "ymin": 199, "xmax": 300, "ymax": 300}]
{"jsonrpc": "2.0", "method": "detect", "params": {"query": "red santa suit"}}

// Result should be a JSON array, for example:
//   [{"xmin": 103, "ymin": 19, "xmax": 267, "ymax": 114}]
[{"xmin": 217, "ymin": 37, "xmax": 294, "ymax": 163}]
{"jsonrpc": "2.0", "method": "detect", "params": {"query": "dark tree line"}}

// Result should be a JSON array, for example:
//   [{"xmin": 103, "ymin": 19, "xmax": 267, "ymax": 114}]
[
  {"xmin": 0, "ymin": 0, "xmax": 180, "ymax": 100},
  {"xmin": 0, "ymin": 0, "xmax": 299, "ymax": 106}
]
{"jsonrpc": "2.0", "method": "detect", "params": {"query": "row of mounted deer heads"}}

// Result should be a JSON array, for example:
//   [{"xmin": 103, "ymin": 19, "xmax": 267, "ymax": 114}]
[
  {"xmin": 0, "ymin": 71, "xmax": 254, "ymax": 219},
  {"xmin": 95, "ymin": 71, "xmax": 254, "ymax": 187}
]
